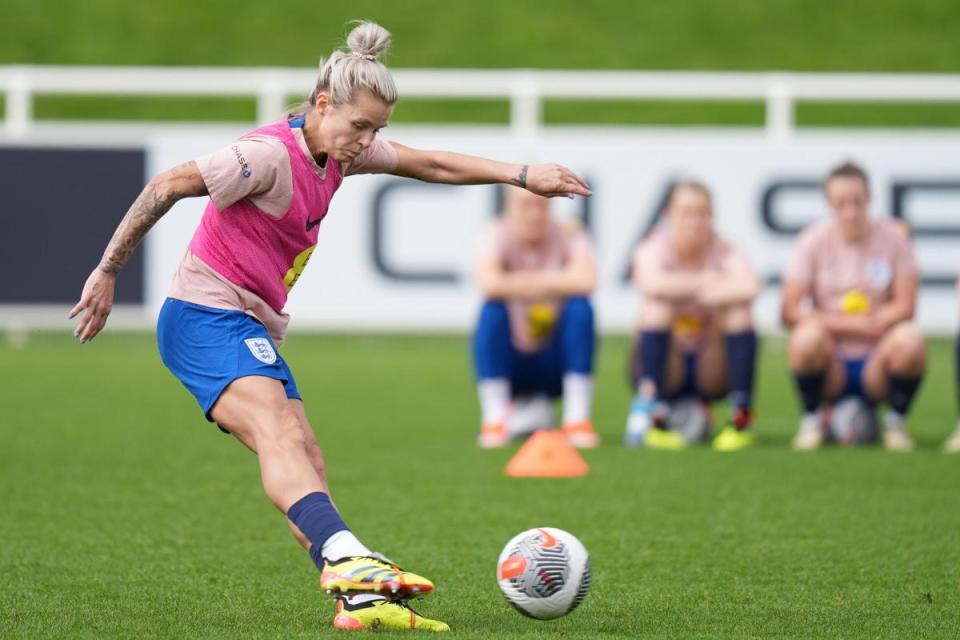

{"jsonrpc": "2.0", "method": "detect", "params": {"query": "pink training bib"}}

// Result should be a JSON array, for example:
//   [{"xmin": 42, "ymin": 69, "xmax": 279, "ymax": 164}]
[{"xmin": 188, "ymin": 116, "xmax": 342, "ymax": 313}]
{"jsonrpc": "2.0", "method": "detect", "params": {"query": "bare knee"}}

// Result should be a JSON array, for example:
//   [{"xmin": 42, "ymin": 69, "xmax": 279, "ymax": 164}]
[
  {"xmin": 639, "ymin": 299, "xmax": 674, "ymax": 330},
  {"xmin": 720, "ymin": 304, "xmax": 753, "ymax": 333},
  {"xmin": 788, "ymin": 317, "xmax": 832, "ymax": 371},
  {"xmin": 884, "ymin": 323, "xmax": 927, "ymax": 373}
]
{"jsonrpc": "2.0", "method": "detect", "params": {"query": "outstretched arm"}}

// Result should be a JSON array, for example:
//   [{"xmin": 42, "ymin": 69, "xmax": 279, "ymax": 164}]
[
  {"xmin": 388, "ymin": 142, "xmax": 591, "ymax": 198},
  {"xmin": 70, "ymin": 161, "xmax": 208, "ymax": 343}
]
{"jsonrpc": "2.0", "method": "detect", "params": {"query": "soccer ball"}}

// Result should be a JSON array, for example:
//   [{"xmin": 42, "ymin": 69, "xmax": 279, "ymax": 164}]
[
  {"xmin": 666, "ymin": 396, "xmax": 711, "ymax": 443},
  {"xmin": 826, "ymin": 396, "xmax": 879, "ymax": 444},
  {"xmin": 496, "ymin": 527, "xmax": 591, "ymax": 619}
]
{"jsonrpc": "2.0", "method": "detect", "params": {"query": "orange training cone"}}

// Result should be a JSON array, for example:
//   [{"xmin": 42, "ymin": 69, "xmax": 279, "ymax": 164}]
[{"xmin": 505, "ymin": 429, "xmax": 589, "ymax": 478}]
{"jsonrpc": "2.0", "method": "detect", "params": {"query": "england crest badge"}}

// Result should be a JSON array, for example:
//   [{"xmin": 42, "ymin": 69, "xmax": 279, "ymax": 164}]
[{"xmin": 244, "ymin": 337, "xmax": 277, "ymax": 364}]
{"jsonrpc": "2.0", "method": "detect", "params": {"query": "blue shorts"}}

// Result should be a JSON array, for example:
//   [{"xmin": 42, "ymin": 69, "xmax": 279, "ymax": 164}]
[
  {"xmin": 837, "ymin": 358, "xmax": 869, "ymax": 401},
  {"xmin": 509, "ymin": 345, "xmax": 565, "ymax": 398},
  {"xmin": 157, "ymin": 298, "xmax": 301, "ymax": 423}
]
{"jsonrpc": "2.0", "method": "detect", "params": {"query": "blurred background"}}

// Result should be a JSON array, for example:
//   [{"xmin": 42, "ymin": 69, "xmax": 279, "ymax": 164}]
[{"xmin": 2, "ymin": 0, "xmax": 960, "ymax": 335}]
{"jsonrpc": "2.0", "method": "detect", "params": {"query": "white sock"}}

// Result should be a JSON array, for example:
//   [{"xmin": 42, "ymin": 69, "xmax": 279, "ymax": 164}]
[
  {"xmin": 478, "ymin": 378, "xmax": 510, "ymax": 425},
  {"xmin": 800, "ymin": 412, "xmax": 821, "ymax": 434},
  {"xmin": 884, "ymin": 410, "xmax": 905, "ymax": 431},
  {"xmin": 562, "ymin": 373, "xmax": 593, "ymax": 424},
  {"xmin": 321, "ymin": 530, "xmax": 372, "ymax": 562}
]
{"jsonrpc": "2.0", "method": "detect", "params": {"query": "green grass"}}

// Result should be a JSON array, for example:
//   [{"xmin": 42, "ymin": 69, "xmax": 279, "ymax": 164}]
[
  {"xmin": 5, "ymin": 0, "xmax": 960, "ymax": 70},
  {"xmin": 1, "ymin": 332, "xmax": 959, "ymax": 638},
  {"xmin": 3, "ymin": 0, "xmax": 960, "ymax": 126}
]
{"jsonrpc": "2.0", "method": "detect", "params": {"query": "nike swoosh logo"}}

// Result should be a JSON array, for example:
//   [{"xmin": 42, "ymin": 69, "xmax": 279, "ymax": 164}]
[
  {"xmin": 538, "ymin": 528, "xmax": 558, "ymax": 548},
  {"xmin": 306, "ymin": 217, "xmax": 321, "ymax": 231}
]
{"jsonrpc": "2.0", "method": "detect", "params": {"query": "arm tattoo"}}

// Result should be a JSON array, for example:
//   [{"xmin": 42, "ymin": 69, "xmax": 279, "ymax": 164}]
[
  {"xmin": 97, "ymin": 162, "xmax": 199, "ymax": 276},
  {"xmin": 510, "ymin": 164, "xmax": 529, "ymax": 189}
]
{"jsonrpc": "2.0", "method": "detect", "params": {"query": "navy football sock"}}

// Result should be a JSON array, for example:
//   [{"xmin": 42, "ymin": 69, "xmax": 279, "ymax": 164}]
[
  {"xmin": 287, "ymin": 492, "xmax": 349, "ymax": 570},
  {"xmin": 793, "ymin": 370, "xmax": 825, "ymax": 414},
  {"xmin": 638, "ymin": 330, "xmax": 671, "ymax": 399},
  {"xmin": 888, "ymin": 373, "xmax": 923, "ymax": 416},
  {"xmin": 726, "ymin": 331, "xmax": 757, "ymax": 429}
]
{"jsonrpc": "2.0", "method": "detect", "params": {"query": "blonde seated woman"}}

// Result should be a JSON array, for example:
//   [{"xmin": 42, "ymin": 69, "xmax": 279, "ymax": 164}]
[
  {"xmin": 473, "ymin": 187, "xmax": 599, "ymax": 449},
  {"xmin": 624, "ymin": 180, "xmax": 761, "ymax": 452},
  {"xmin": 782, "ymin": 162, "xmax": 925, "ymax": 452}
]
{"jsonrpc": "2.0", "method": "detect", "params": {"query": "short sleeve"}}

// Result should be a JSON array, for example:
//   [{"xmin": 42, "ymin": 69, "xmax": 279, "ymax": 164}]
[
  {"xmin": 475, "ymin": 223, "xmax": 504, "ymax": 262},
  {"xmin": 631, "ymin": 231, "xmax": 664, "ymax": 287},
  {"xmin": 784, "ymin": 227, "xmax": 817, "ymax": 286},
  {"xmin": 891, "ymin": 229, "xmax": 919, "ymax": 279},
  {"xmin": 566, "ymin": 227, "xmax": 595, "ymax": 261},
  {"xmin": 195, "ymin": 136, "xmax": 288, "ymax": 211},
  {"xmin": 344, "ymin": 138, "xmax": 399, "ymax": 176},
  {"xmin": 720, "ymin": 241, "xmax": 754, "ymax": 274}
]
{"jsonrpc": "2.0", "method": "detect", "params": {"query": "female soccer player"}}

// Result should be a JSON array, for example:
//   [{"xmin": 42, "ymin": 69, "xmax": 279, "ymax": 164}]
[
  {"xmin": 623, "ymin": 180, "xmax": 760, "ymax": 452},
  {"xmin": 782, "ymin": 162, "xmax": 924, "ymax": 452},
  {"xmin": 69, "ymin": 22, "xmax": 589, "ymax": 632}
]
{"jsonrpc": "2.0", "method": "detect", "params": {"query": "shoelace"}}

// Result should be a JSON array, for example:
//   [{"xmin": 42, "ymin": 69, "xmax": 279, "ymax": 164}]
[
  {"xmin": 368, "ymin": 551, "xmax": 400, "ymax": 568},
  {"xmin": 392, "ymin": 599, "xmax": 423, "ymax": 616}
]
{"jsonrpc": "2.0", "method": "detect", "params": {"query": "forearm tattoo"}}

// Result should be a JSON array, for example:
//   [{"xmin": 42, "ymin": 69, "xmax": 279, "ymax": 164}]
[
  {"xmin": 511, "ymin": 164, "xmax": 529, "ymax": 189},
  {"xmin": 97, "ymin": 163, "xmax": 197, "ymax": 276}
]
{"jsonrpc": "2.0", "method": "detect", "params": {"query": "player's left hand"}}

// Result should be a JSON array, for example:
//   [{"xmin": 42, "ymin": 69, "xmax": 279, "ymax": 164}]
[{"xmin": 524, "ymin": 164, "xmax": 592, "ymax": 198}]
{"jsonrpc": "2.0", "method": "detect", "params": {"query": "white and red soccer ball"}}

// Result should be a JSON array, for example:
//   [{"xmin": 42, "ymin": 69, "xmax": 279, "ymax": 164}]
[{"xmin": 496, "ymin": 527, "xmax": 591, "ymax": 620}]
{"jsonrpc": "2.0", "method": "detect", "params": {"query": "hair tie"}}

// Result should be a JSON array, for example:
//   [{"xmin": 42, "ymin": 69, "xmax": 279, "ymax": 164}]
[{"xmin": 350, "ymin": 51, "xmax": 377, "ymax": 61}]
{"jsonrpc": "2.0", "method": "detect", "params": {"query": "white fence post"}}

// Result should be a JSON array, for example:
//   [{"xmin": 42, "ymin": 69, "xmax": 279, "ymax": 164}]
[
  {"xmin": 510, "ymin": 75, "xmax": 541, "ymax": 151},
  {"xmin": 5, "ymin": 68, "xmax": 32, "ymax": 139},
  {"xmin": 257, "ymin": 79, "xmax": 287, "ymax": 124},
  {"xmin": 765, "ymin": 79, "xmax": 794, "ymax": 143}
]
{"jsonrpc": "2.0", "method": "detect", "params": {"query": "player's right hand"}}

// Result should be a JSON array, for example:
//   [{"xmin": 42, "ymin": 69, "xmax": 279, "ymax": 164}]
[{"xmin": 70, "ymin": 269, "xmax": 116, "ymax": 343}]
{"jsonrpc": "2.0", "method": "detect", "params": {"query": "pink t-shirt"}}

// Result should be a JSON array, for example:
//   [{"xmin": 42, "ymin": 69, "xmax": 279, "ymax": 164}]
[
  {"xmin": 633, "ymin": 224, "xmax": 753, "ymax": 351},
  {"xmin": 783, "ymin": 218, "xmax": 918, "ymax": 359},
  {"xmin": 168, "ymin": 126, "xmax": 398, "ymax": 345},
  {"xmin": 477, "ymin": 219, "xmax": 594, "ymax": 353}
]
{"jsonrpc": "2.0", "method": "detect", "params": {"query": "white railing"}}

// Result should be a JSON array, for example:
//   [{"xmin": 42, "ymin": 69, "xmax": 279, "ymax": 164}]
[{"xmin": 3, "ymin": 66, "xmax": 960, "ymax": 142}]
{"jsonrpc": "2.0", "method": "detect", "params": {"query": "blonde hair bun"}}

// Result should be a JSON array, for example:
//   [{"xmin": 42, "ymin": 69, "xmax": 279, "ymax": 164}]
[
  {"xmin": 306, "ymin": 20, "xmax": 398, "ymax": 107},
  {"xmin": 346, "ymin": 21, "xmax": 391, "ymax": 60}
]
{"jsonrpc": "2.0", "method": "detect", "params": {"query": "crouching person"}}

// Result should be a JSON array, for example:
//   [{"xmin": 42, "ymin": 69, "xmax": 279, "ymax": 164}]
[
  {"xmin": 624, "ymin": 180, "xmax": 761, "ymax": 452},
  {"xmin": 473, "ymin": 187, "xmax": 599, "ymax": 449},
  {"xmin": 782, "ymin": 162, "xmax": 925, "ymax": 452}
]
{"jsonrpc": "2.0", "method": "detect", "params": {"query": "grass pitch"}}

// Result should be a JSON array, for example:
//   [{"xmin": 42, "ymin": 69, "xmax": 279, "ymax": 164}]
[{"xmin": 1, "ymin": 332, "xmax": 959, "ymax": 638}]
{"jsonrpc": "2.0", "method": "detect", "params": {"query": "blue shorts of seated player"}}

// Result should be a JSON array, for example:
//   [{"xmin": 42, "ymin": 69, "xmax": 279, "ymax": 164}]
[
  {"xmin": 157, "ymin": 298, "xmax": 300, "ymax": 428},
  {"xmin": 833, "ymin": 357, "xmax": 874, "ymax": 403},
  {"xmin": 472, "ymin": 297, "xmax": 595, "ymax": 397}
]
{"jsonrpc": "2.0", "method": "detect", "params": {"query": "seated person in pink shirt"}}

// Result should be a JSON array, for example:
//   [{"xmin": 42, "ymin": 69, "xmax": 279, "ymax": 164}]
[
  {"xmin": 624, "ymin": 180, "xmax": 761, "ymax": 452},
  {"xmin": 473, "ymin": 187, "xmax": 599, "ymax": 449},
  {"xmin": 782, "ymin": 162, "xmax": 925, "ymax": 452}
]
